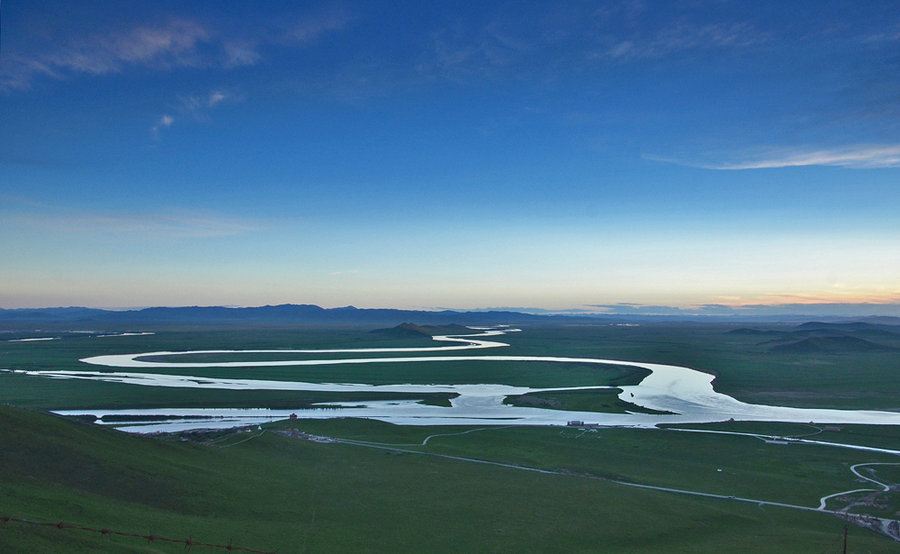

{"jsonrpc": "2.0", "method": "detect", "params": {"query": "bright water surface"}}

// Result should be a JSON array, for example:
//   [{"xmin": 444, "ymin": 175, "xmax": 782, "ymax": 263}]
[{"xmin": 13, "ymin": 327, "xmax": 898, "ymax": 433}]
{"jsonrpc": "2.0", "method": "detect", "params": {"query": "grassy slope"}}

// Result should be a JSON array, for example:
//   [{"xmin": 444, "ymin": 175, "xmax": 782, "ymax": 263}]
[
  {"xmin": 2, "ymin": 324, "xmax": 898, "ymax": 552},
  {"xmin": 2, "ymin": 408, "xmax": 896, "ymax": 553},
  {"xmin": 285, "ymin": 418, "xmax": 900, "ymax": 510}
]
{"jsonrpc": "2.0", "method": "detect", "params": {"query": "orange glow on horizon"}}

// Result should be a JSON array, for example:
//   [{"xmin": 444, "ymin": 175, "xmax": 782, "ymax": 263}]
[{"xmin": 711, "ymin": 291, "xmax": 900, "ymax": 307}]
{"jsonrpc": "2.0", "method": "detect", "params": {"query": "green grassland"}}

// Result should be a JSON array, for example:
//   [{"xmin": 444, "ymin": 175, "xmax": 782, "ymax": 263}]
[
  {"xmin": 663, "ymin": 421, "xmax": 900, "ymax": 451},
  {"xmin": 494, "ymin": 323, "xmax": 900, "ymax": 411},
  {"xmin": 0, "ymin": 370, "xmax": 464, "ymax": 410},
  {"xmin": 80, "ymin": 359, "xmax": 645, "ymax": 388},
  {"xmin": 282, "ymin": 418, "xmax": 898, "ymax": 511},
  {"xmin": 3, "ymin": 322, "xmax": 899, "ymax": 411},
  {"xmin": 2, "ymin": 322, "xmax": 899, "ymax": 551},
  {"xmin": 1, "ymin": 407, "xmax": 896, "ymax": 553}
]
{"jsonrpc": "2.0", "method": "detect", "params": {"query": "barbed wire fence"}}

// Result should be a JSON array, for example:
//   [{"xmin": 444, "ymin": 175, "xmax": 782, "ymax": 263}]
[{"xmin": 1, "ymin": 515, "xmax": 276, "ymax": 553}]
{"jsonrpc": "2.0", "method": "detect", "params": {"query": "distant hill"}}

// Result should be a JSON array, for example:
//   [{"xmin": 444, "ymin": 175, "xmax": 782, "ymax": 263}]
[
  {"xmin": 857, "ymin": 316, "xmax": 900, "ymax": 326},
  {"xmin": 371, "ymin": 323, "xmax": 475, "ymax": 337},
  {"xmin": 792, "ymin": 321, "xmax": 900, "ymax": 340},
  {"xmin": 0, "ymin": 304, "xmax": 573, "ymax": 329},
  {"xmin": 765, "ymin": 335, "xmax": 898, "ymax": 354},
  {"xmin": 725, "ymin": 328, "xmax": 787, "ymax": 337},
  {"xmin": 795, "ymin": 321, "xmax": 883, "ymax": 332},
  {"xmin": 0, "ymin": 307, "xmax": 111, "ymax": 321},
  {"xmin": 3, "ymin": 305, "xmax": 899, "ymax": 329}
]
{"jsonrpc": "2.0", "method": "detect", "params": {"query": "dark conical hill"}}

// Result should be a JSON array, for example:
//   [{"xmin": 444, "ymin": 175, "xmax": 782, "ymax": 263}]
[{"xmin": 370, "ymin": 323, "xmax": 474, "ymax": 337}]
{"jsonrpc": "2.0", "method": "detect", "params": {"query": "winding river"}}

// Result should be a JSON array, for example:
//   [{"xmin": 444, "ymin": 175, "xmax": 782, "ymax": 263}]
[{"xmin": 11, "ymin": 327, "xmax": 900, "ymax": 433}]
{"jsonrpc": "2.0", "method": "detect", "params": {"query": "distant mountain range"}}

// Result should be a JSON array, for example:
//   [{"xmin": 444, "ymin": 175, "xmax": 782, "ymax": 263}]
[
  {"xmin": 1, "ymin": 305, "xmax": 899, "ymax": 329},
  {"xmin": 0, "ymin": 304, "xmax": 576, "ymax": 328}
]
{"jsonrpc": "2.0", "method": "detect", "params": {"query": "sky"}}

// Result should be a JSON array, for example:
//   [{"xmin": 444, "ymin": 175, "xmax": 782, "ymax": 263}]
[{"xmin": 2, "ymin": 1, "xmax": 899, "ymax": 314}]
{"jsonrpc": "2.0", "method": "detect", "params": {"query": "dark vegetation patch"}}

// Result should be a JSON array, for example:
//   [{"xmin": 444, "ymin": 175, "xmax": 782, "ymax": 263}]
[{"xmin": 503, "ymin": 388, "xmax": 671, "ymax": 415}]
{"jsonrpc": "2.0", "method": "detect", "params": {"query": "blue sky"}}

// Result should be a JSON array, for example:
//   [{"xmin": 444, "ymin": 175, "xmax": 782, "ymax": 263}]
[{"xmin": 2, "ymin": 1, "xmax": 899, "ymax": 313}]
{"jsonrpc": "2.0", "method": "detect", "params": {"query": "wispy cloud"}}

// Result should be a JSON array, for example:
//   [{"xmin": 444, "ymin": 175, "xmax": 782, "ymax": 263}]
[
  {"xmin": 283, "ymin": 10, "xmax": 353, "ymax": 44},
  {"xmin": 412, "ymin": 6, "xmax": 767, "ymax": 86},
  {"xmin": 150, "ymin": 114, "xmax": 174, "ymax": 137},
  {"xmin": 153, "ymin": 89, "xmax": 238, "ymax": 135},
  {"xmin": 208, "ymin": 91, "xmax": 227, "ymax": 107},
  {"xmin": 598, "ymin": 21, "xmax": 765, "ymax": 61},
  {"xmin": 178, "ymin": 89, "xmax": 237, "ymax": 116},
  {"xmin": 222, "ymin": 41, "xmax": 262, "ymax": 68},
  {"xmin": 213, "ymin": 9, "xmax": 353, "ymax": 72},
  {"xmin": 57, "ymin": 19, "xmax": 209, "ymax": 74},
  {"xmin": 2, "ymin": 10, "xmax": 352, "ymax": 91},
  {"xmin": 2, "ymin": 19, "xmax": 212, "ymax": 90},
  {"xmin": 656, "ymin": 144, "xmax": 900, "ymax": 170},
  {"xmin": 5, "ymin": 208, "xmax": 261, "ymax": 239},
  {"xmin": 590, "ymin": 301, "xmax": 900, "ymax": 317},
  {"xmin": 413, "ymin": 18, "xmax": 541, "ymax": 86},
  {"xmin": 0, "ymin": 194, "xmax": 52, "ymax": 209},
  {"xmin": 72, "ymin": 212, "xmax": 260, "ymax": 238}
]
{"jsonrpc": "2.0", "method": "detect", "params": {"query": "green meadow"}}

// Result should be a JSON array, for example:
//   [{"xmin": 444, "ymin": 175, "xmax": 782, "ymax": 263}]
[
  {"xmin": 1, "ymin": 407, "xmax": 896, "ymax": 553},
  {"xmin": 3, "ymin": 322, "xmax": 899, "ymax": 410},
  {"xmin": 1, "ymin": 321, "xmax": 898, "ymax": 551}
]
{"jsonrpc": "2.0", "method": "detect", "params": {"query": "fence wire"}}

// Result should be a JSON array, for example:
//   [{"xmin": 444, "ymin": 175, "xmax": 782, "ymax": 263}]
[{"xmin": 0, "ymin": 515, "xmax": 276, "ymax": 553}]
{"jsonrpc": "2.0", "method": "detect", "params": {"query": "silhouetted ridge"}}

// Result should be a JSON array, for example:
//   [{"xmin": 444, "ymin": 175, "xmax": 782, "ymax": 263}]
[
  {"xmin": 371, "ymin": 323, "xmax": 473, "ymax": 337},
  {"xmin": 726, "ymin": 328, "xmax": 786, "ymax": 336},
  {"xmin": 0, "ymin": 304, "xmax": 555, "ymax": 327}
]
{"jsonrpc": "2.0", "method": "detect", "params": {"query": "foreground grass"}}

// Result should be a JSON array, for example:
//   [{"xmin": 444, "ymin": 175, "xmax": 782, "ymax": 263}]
[
  {"xmin": 279, "ymin": 418, "xmax": 900, "ymax": 511},
  {"xmin": 2, "ymin": 408, "xmax": 896, "ymax": 552},
  {"xmin": 663, "ymin": 420, "xmax": 900, "ymax": 451}
]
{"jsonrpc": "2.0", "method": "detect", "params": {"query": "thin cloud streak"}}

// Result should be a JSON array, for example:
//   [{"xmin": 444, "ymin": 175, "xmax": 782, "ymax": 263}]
[
  {"xmin": 283, "ymin": 10, "xmax": 354, "ymax": 44},
  {"xmin": 57, "ymin": 19, "xmax": 209, "ymax": 73},
  {"xmin": 590, "ymin": 301, "xmax": 900, "ymax": 317},
  {"xmin": 2, "ymin": 11, "xmax": 353, "ymax": 91},
  {"xmin": 600, "ymin": 22, "xmax": 765, "ymax": 61},
  {"xmin": 177, "ymin": 89, "xmax": 238, "ymax": 116},
  {"xmin": 2, "ymin": 18, "xmax": 210, "ymax": 90},
  {"xmin": 5, "ymin": 210, "xmax": 261, "ymax": 239},
  {"xmin": 650, "ymin": 144, "xmax": 900, "ymax": 170},
  {"xmin": 712, "ymin": 145, "xmax": 900, "ymax": 170}
]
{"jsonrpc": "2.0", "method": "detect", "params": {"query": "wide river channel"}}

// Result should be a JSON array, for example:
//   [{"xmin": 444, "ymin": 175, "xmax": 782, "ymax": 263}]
[{"xmin": 15, "ymin": 327, "xmax": 900, "ymax": 433}]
